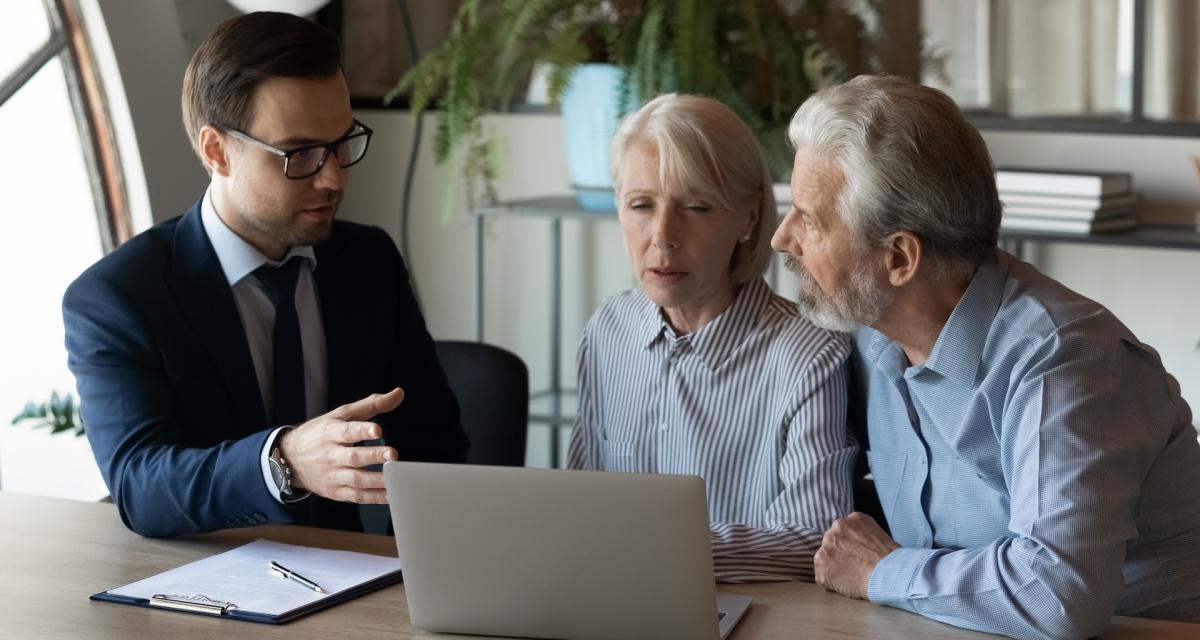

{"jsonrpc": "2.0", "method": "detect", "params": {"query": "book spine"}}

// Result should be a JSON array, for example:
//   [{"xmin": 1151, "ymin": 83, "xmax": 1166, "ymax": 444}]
[{"xmin": 996, "ymin": 173, "xmax": 1103, "ymax": 196}]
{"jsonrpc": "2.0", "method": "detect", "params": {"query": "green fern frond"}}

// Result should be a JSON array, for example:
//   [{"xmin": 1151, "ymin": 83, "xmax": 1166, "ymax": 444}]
[
  {"xmin": 545, "ymin": 64, "xmax": 574, "ymax": 106},
  {"xmin": 673, "ymin": 0, "xmax": 697, "ymax": 90},
  {"xmin": 740, "ymin": 0, "xmax": 768, "ymax": 58},
  {"xmin": 496, "ymin": 0, "xmax": 562, "ymax": 66},
  {"xmin": 693, "ymin": 0, "xmax": 719, "ymax": 94},
  {"xmin": 386, "ymin": 48, "xmax": 445, "ymax": 112},
  {"xmin": 633, "ymin": 3, "xmax": 665, "ymax": 102},
  {"xmin": 439, "ymin": 143, "xmax": 461, "ymax": 224},
  {"xmin": 432, "ymin": 113, "xmax": 452, "ymax": 162},
  {"xmin": 543, "ymin": 21, "xmax": 591, "ymax": 104},
  {"xmin": 491, "ymin": 0, "xmax": 563, "ymax": 105},
  {"xmin": 459, "ymin": 0, "xmax": 483, "ymax": 34},
  {"xmin": 615, "ymin": 68, "xmax": 635, "ymax": 114},
  {"xmin": 762, "ymin": 16, "xmax": 808, "ymax": 120}
]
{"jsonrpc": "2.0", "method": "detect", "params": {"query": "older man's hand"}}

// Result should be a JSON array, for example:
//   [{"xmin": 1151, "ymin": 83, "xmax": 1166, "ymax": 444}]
[{"xmin": 815, "ymin": 512, "xmax": 901, "ymax": 600}]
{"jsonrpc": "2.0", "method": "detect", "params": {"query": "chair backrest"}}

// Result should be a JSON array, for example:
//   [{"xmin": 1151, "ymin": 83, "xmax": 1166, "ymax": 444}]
[
  {"xmin": 435, "ymin": 340, "xmax": 528, "ymax": 467},
  {"xmin": 360, "ymin": 340, "xmax": 530, "ymax": 534}
]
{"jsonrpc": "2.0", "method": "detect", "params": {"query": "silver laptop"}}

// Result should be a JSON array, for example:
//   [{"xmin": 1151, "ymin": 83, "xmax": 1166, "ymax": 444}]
[{"xmin": 384, "ymin": 462, "xmax": 751, "ymax": 640}]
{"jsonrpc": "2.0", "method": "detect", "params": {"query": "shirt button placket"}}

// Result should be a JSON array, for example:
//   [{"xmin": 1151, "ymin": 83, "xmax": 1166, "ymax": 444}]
[{"xmin": 658, "ymin": 340, "xmax": 687, "ymax": 470}]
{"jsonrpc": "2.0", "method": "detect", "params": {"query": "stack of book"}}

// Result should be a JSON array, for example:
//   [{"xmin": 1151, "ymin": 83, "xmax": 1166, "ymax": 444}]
[{"xmin": 996, "ymin": 168, "xmax": 1139, "ymax": 234}]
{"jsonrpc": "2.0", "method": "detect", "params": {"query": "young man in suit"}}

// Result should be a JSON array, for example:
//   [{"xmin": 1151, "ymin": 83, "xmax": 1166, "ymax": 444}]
[{"xmin": 63, "ymin": 12, "xmax": 468, "ymax": 537}]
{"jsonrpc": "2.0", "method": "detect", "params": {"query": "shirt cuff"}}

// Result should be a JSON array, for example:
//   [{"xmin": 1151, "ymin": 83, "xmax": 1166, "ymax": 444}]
[
  {"xmin": 867, "ymin": 546, "xmax": 940, "ymax": 607},
  {"xmin": 260, "ymin": 426, "xmax": 310, "ymax": 504}
]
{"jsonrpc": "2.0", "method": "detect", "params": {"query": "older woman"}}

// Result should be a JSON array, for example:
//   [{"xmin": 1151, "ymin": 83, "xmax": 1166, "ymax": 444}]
[{"xmin": 568, "ymin": 93, "xmax": 856, "ymax": 582}]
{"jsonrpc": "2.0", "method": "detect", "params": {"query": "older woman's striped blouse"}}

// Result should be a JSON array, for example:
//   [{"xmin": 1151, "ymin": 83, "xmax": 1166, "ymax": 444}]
[{"xmin": 568, "ymin": 278, "xmax": 856, "ymax": 582}]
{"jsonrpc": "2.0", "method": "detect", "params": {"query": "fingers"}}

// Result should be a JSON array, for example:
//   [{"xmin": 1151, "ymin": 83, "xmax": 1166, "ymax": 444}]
[
  {"xmin": 339, "ymin": 446, "xmax": 398, "ymax": 468},
  {"xmin": 845, "ymin": 511, "xmax": 875, "ymax": 524},
  {"xmin": 813, "ymin": 547, "xmax": 832, "ymax": 588},
  {"xmin": 335, "ymin": 467, "xmax": 387, "ymax": 490},
  {"xmin": 331, "ymin": 469, "xmax": 387, "ymax": 504},
  {"xmin": 329, "ymin": 420, "xmax": 383, "ymax": 444},
  {"xmin": 331, "ymin": 388, "xmax": 405, "ymax": 421},
  {"xmin": 335, "ymin": 487, "xmax": 389, "ymax": 504}
]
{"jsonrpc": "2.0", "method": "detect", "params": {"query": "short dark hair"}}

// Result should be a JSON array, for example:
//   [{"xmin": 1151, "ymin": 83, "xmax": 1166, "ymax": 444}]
[{"xmin": 181, "ymin": 11, "xmax": 342, "ymax": 162}]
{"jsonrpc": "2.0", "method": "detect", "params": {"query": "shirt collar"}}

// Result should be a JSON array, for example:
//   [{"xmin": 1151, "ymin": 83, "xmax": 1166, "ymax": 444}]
[
  {"xmin": 200, "ymin": 186, "xmax": 317, "ymax": 287},
  {"xmin": 861, "ymin": 328, "xmax": 908, "ymax": 380},
  {"xmin": 636, "ymin": 278, "xmax": 775, "ymax": 371},
  {"xmin": 859, "ymin": 249, "xmax": 1007, "ymax": 387},
  {"xmin": 921, "ymin": 250, "xmax": 1008, "ymax": 385}
]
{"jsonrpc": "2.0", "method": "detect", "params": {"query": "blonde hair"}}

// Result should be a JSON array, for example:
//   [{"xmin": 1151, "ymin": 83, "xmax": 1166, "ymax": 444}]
[{"xmin": 611, "ymin": 93, "xmax": 775, "ymax": 285}]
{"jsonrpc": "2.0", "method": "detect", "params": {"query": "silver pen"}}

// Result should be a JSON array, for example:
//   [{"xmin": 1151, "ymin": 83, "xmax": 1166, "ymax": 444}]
[{"xmin": 268, "ymin": 560, "xmax": 326, "ymax": 593}]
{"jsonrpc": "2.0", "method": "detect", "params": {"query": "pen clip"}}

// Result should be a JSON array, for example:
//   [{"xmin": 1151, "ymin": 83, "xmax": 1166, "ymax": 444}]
[{"xmin": 149, "ymin": 593, "xmax": 236, "ymax": 616}]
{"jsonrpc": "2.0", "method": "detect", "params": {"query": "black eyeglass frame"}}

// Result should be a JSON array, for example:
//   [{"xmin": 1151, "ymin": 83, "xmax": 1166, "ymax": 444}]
[{"xmin": 224, "ymin": 119, "xmax": 374, "ymax": 179}]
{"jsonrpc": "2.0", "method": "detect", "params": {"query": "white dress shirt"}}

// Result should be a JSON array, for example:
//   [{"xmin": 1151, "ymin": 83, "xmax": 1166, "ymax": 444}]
[{"xmin": 199, "ymin": 188, "xmax": 327, "ymax": 503}]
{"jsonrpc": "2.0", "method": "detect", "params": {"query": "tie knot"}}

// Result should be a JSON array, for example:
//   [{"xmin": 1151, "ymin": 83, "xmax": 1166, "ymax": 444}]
[{"xmin": 254, "ymin": 257, "xmax": 304, "ymax": 307}]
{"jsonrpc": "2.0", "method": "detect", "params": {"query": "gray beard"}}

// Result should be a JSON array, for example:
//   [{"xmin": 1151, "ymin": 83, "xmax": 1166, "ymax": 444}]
[{"xmin": 784, "ymin": 255, "xmax": 893, "ymax": 332}]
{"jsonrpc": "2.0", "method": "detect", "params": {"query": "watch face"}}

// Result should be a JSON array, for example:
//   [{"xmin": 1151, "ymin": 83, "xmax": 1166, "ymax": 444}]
[{"xmin": 269, "ymin": 458, "xmax": 290, "ymax": 494}]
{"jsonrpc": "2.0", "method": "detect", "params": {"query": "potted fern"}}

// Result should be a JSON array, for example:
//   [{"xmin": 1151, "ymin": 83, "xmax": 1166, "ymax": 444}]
[{"xmin": 388, "ymin": 0, "xmax": 879, "ymax": 212}]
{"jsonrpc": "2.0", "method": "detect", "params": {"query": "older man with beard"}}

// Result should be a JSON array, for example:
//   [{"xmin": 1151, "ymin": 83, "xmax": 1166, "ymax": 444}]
[{"xmin": 771, "ymin": 74, "xmax": 1200, "ymax": 640}]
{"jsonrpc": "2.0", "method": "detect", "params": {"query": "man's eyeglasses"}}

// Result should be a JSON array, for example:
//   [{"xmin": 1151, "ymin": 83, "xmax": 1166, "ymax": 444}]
[{"xmin": 225, "ymin": 119, "xmax": 373, "ymax": 179}]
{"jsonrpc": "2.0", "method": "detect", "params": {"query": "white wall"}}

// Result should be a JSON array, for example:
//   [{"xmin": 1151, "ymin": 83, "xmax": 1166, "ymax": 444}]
[{"xmin": 94, "ymin": 0, "xmax": 212, "ymax": 221}]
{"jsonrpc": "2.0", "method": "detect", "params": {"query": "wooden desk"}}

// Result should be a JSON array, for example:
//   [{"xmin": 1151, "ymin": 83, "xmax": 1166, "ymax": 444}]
[{"xmin": 2, "ymin": 492, "xmax": 1197, "ymax": 639}]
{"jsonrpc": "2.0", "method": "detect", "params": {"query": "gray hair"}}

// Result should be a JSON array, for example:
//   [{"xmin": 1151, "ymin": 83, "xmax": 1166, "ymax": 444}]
[
  {"xmin": 612, "ymin": 93, "xmax": 775, "ymax": 284},
  {"xmin": 787, "ymin": 74, "xmax": 1001, "ymax": 278}
]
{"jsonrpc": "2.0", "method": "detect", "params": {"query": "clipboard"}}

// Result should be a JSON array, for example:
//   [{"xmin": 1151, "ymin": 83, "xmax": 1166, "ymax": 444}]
[{"xmin": 90, "ymin": 539, "xmax": 403, "ymax": 624}]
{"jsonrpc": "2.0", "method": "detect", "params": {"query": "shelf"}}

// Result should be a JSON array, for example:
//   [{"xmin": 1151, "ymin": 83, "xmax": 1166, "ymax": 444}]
[
  {"xmin": 999, "ymin": 225, "xmax": 1200, "ymax": 252},
  {"xmin": 528, "ymin": 388, "xmax": 578, "ymax": 428},
  {"xmin": 474, "ymin": 196, "xmax": 616, "ymax": 220}
]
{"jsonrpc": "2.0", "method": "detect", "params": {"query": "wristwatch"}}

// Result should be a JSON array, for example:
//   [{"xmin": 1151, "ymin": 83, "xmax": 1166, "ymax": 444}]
[{"xmin": 268, "ymin": 445, "xmax": 294, "ymax": 498}]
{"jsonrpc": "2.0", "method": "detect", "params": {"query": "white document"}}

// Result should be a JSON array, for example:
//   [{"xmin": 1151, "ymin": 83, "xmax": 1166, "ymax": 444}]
[{"xmin": 107, "ymin": 539, "xmax": 402, "ymax": 616}]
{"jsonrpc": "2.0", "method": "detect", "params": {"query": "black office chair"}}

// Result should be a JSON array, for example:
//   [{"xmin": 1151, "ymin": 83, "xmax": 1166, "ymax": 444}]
[
  {"xmin": 434, "ymin": 340, "xmax": 529, "ymax": 466},
  {"xmin": 359, "ymin": 340, "xmax": 529, "ymax": 533}
]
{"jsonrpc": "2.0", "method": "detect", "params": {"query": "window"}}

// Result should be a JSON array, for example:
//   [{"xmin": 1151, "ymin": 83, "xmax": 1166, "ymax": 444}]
[
  {"xmin": 0, "ymin": 0, "xmax": 127, "ymax": 499},
  {"xmin": 921, "ymin": 0, "xmax": 1200, "ymax": 135}
]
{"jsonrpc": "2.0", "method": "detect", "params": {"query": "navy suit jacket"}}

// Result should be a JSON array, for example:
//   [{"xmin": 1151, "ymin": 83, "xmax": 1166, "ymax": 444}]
[{"xmin": 63, "ymin": 201, "xmax": 468, "ymax": 537}]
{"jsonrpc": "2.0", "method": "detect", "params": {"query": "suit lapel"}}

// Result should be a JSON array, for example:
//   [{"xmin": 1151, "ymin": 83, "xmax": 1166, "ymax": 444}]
[{"xmin": 168, "ymin": 203, "xmax": 267, "ymax": 431}]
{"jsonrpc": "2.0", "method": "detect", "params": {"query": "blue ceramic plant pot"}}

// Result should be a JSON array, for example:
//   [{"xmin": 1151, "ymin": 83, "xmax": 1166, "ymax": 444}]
[{"xmin": 560, "ymin": 64, "xmax": 625, "ymax": 212}]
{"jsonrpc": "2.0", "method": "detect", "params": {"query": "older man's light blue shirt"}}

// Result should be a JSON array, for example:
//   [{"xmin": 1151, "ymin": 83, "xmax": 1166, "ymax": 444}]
[{"xmin": 855, "ymin": 250, "xmax": 1200, "ymax": 640}]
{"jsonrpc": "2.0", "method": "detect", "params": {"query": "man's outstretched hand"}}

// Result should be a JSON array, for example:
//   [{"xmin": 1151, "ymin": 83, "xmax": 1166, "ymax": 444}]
[{"xmin": 279, "ymin": 387, "xmax": 405, "ymax": 504}]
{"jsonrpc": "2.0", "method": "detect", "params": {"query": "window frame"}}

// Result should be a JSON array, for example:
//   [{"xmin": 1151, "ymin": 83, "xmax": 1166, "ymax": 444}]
[
  {"xmin": 0, "ymin": 0, "xmax": 130, "ymax": 252},
  {"xmin": 953, "ymin": 0, "xmax": 1200, "ymax": 137}
]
